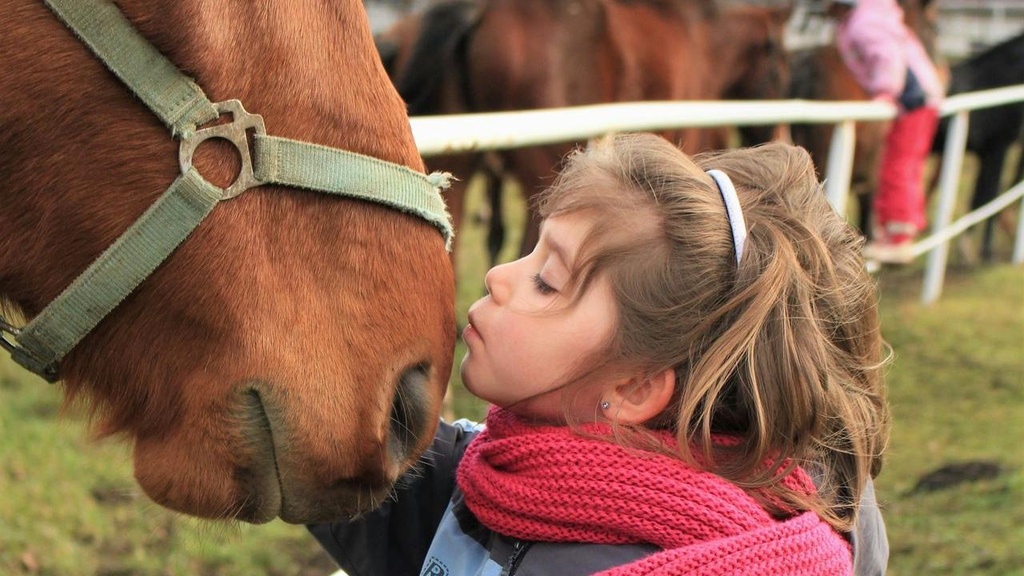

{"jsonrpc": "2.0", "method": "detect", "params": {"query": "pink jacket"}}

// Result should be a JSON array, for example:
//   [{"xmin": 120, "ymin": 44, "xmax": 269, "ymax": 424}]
[{"xmin": 835, "ymin": 0, "xmax": 944, "ymax": 106}]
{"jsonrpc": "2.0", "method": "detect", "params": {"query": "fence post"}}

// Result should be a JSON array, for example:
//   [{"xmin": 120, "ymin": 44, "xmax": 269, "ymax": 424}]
[
  {"xmin": 1014, "ymin": 190, "xmax": 1024, "ymax": 264},
  {"xmin": 824, "ymin": 120, "xmax": 857, "ymax": 217},
  {"xmin": 922, "ymin": 110, "xmax": 970, "ymax": 304}
]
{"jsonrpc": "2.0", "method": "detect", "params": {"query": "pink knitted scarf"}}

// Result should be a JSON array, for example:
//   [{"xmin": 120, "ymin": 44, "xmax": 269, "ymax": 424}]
[{"xmin": 457, "ymin": 408, "xmax": 852, "ymax": 576}]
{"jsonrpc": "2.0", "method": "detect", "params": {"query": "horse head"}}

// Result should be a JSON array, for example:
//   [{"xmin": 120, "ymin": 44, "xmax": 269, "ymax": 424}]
[{"xmin": 0, "ymin": 0, "xmax": 455, "ymax": 524}]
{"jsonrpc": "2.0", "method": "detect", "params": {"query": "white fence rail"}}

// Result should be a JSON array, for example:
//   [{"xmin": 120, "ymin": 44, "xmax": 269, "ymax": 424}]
[{"xmin": 409, "ymin": 84, "xmax": 1024, "ymax": 304}]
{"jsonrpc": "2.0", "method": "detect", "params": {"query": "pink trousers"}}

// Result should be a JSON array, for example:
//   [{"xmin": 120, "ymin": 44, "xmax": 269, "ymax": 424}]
[{"xmin": 875, "ymin": 106, "xmax": 940, "ymax": 236}]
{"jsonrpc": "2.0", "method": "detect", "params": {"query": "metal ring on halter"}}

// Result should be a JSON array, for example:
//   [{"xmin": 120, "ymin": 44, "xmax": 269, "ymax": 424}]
[
  {"xmin": 0, "ymin": 317, "xmax": 59, "ymax": 382},
  {"xmin": 0, "ymin": 316, "xmax": 23, "ymax": 356},
  {"xmin": 179, "ymin": 99, "xmax": 267, "ymax": 199}
]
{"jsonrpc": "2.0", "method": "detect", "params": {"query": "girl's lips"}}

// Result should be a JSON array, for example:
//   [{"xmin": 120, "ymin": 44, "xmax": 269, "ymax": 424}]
[{"xmin": 464, "ymin": 311, "xmax": 482, "ymax": 342}]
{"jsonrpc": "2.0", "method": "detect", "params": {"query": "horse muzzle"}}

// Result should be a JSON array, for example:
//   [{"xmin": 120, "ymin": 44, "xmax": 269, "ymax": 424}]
[{"xmin": 237, "ymin": 365, "xmax": 438, "ymax": 524}]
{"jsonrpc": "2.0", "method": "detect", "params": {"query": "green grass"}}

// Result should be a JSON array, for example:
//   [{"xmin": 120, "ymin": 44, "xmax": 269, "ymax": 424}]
[
  {"xmin": 2, "ymin": 173, "xmax": 1022, "ymax": 575},
  {"xmin": 0, "ymin": 365, "xmax": 337, "ymax": 576},
  {"xmin": 870, "ymin": 262, "xmax": 1024, "ymax": 575}
]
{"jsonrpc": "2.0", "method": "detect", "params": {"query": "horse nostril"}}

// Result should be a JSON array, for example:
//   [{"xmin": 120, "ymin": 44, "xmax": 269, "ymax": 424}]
[{"xmin": 389, "ymin": 363, "xmax": 431, "ymax": 464}]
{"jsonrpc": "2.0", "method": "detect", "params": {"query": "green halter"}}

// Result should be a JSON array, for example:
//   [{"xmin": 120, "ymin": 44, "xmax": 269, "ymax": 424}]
[{"xmin": 1, "ymin": 0, "xmax": 453, "ymax": 382}]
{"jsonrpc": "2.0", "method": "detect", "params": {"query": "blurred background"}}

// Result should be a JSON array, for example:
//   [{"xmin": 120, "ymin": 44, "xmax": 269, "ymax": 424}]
[
  {"xmin": 367, "ymin": 0, "xmax": 1024, "ymax": 55},
  {"xmin": 2, "ymin": 1, "xmax": 1022, "ymax": 575}
]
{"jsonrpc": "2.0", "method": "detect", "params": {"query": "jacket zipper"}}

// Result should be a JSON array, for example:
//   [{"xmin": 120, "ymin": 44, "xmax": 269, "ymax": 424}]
[{"xmin": 500, "ymin": 539, "xmax": 532, "ymax": 576}]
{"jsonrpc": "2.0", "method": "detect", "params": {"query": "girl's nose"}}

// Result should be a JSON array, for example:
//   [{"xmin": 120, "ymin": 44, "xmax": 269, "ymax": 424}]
[{"xmin": 483, "ymin": 261, "xmax": 513, "ymax": 304}]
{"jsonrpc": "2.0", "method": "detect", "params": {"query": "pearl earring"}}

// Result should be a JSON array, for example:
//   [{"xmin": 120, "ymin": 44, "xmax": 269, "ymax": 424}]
[{"xmin": 600, "ymin": 401, "xmax": 610, "ymax": 410}]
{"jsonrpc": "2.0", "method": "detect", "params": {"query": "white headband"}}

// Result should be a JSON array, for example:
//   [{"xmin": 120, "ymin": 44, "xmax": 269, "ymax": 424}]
[{"xmin": 706, "ymin": 169, "xmax": 747, "ymax": 264}]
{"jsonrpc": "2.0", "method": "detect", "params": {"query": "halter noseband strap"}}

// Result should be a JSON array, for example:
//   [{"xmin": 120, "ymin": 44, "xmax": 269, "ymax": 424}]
[{"xmin": 2, "ymin": 0, "xmax": 453, "ymax": 382}]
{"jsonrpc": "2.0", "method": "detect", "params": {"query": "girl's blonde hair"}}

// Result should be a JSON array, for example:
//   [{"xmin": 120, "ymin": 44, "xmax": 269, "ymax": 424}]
[{"xmin": 537, "ymin": 133, "xmax": 890, "ymax": 532}]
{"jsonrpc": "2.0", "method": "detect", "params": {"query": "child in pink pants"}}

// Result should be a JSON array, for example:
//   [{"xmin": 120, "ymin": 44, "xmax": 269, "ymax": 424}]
[{"xmin": 828, "ymin": 0, "xmax": 945, "ymax": 263}]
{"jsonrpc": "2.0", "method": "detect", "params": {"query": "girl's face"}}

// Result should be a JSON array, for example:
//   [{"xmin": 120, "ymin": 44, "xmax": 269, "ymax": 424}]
[{"xmin": 460, "ymin": 212, "xmax": 620, "ymax": 423}]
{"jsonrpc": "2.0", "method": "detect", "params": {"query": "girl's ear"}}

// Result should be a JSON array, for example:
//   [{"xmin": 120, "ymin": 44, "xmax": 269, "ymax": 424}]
[{"xmin": 604, "ymin": 368, "xmax": 676, "ymax": 425}]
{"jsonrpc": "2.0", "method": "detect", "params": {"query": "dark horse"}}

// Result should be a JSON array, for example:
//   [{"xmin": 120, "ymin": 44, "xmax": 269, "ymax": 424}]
[
  {"xmin": 377, "ymin": 0, "xmax": 508, "ymax": 264},
  {"xmin": 1, "ymin": 0, "xmax": 455, "ymax": 524},
  {"xmin": 930, "ymin": 32, "xmax": 1024, "ymax": 261},
  {"xmin": 385, "ymin": 0, "xmax": 792, "ymax": 260}
]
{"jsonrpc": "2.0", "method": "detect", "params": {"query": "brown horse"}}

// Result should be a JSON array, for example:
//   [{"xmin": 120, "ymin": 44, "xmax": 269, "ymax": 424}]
[
  {"xmin": 1, "ymin": 0, "xmax": 455, "ymax": 525},
  {"xmin": 387, "ymin": 0, "xmax": 792, "ymax": 259},
  {"xmin": 788, "ymin": 0, "xmax": 939, "ymax": 236}
]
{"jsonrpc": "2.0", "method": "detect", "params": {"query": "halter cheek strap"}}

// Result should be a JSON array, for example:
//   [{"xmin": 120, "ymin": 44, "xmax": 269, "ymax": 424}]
[{"xmin": 706, "ymin": 169, "xmax": 747, "ymax": 264}]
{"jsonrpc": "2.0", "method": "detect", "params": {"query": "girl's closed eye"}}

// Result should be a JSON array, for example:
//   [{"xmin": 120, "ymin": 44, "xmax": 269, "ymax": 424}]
[{"xmin": 532, "ymin": 273, "xmax": 557, "ymax": 295}]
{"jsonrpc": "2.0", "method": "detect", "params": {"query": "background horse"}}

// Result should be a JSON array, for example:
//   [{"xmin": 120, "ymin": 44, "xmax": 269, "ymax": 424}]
[
  {"xmin": 1, "ymin": 0, "xmax": 454, "ymax": 525},
  {"xmin": 387, "ymin": 0, "xmax": 792, "ymax": 260},
  {"xmin": 377, "ymin": 0, "xmax": 508, "ymax": 265},
  {"xmin": 788, "ymin": 45, "xmax": 888, "ymax": 234},
  {"xmin": 929, "ymin": 32, "xmax": 1024, "ymax": 261}
]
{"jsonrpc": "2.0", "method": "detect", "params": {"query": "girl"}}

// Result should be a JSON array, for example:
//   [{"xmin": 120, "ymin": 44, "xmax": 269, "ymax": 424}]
[
  {"xmin": 827, "ymin": 0, "xmax": 945, "ymax": 263},
  {"xmin": 311, "ymin": 134, "xmax": 891, "ymax": 576}
]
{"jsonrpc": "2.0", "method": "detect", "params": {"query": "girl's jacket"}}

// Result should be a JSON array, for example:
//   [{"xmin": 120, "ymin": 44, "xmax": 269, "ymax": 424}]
[
  {"xmin": 834, "ymin": 0, "xmax": 944, "ymax": 107},
  {"xmin": 309, "ymin": 420, "xmax": 890, "ymax": 576}
]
